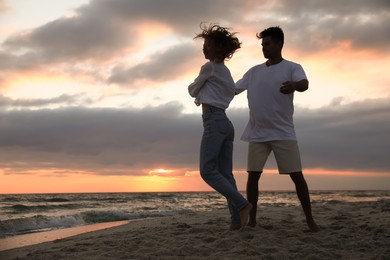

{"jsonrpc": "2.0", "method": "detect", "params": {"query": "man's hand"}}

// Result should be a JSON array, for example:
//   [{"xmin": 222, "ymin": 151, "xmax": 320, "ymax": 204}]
[
  {"xmin": 280, "ymin": 79, "xmax": 309, "ymax": 94},
  {"xmin": 280, "ymin": 81, "xmax": 296, "ymax": 94}
]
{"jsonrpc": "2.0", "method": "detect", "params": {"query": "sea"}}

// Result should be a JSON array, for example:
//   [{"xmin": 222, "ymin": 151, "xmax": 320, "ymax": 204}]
[{"xmin": 1, "ymin": 190, "xmax": 389, "ymax": 241}]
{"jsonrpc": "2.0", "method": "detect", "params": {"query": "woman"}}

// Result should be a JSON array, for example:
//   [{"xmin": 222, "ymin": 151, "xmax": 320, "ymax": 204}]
[{"xmin": 188, "ymin": 23, "xmax": 252, "ymax": 230}]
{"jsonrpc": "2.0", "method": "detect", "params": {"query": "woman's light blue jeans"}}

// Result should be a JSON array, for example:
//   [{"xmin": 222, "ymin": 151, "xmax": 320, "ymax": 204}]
[{"xmin": 200, "ymin": 107, "xmax": 248, "ymax": 224}]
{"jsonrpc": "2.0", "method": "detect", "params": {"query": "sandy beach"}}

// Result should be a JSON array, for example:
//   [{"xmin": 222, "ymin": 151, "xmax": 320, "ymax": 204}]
[{"xmin": 0, "ymin": 200, "xmax": 388, "ymax": 260}]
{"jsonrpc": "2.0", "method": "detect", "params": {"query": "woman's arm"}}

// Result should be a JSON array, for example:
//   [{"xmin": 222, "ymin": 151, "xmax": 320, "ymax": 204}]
[{"xmin": 188, "ymin": 62, "xmax": 213, "ymax": 97}]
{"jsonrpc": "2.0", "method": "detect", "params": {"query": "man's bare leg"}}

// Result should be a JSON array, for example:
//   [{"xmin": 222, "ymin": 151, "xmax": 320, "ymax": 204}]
[
  {"xmin": 246, "ymin": 171, "xmax": 262, "ymax": 227},
  {"xmin": 289, "ymin": 172, "xmax": 320, "ymax": 232}
]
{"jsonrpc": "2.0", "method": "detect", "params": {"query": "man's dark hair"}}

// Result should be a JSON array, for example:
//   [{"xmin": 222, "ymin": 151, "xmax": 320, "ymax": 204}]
[{"xmin": 256, "ymin": 26, "xmax": 284, "ymax": 47}]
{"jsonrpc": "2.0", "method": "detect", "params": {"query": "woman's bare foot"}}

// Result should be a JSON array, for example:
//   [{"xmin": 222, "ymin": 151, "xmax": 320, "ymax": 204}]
[
  {"xmin": 229, "ymin": 223, "xmax": 241, "ymax": 231},
  {"xmin": 239, "ymin": 203, "xmax": 252, "ymax": 231}
]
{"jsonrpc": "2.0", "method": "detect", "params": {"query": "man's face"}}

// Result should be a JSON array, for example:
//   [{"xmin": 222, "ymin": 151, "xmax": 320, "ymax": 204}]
[{"xmin": 261, "ymin": 36, "xmax": 280, "ymax": 59}]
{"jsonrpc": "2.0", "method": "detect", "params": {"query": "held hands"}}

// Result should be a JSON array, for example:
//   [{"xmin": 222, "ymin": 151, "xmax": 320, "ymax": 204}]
[{"xmin": 280, "ymin": 81, "xmax": 296, "ymax": 94}]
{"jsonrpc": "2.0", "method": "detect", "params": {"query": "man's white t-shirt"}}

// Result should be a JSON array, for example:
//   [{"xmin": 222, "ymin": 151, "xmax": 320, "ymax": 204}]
[{"xmin": 235, "ymin": 59, "xmax": 307, "ymax": 142}]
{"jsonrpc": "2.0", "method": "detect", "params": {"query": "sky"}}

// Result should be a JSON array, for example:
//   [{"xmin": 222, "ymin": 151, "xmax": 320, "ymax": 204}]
[{"xmin": 0, "ymin": 0, "xmax": 389, "ymax": 194}]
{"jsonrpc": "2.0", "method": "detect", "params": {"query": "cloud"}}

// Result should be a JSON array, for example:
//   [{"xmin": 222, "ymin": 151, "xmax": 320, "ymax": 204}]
[
  {"xmin": 0, "ymin": 94, "xmax": 90, "ymax": 108},
  {"xmin": 1, "ymin": 0, "xmax": 388, "ymax": 87},
  {"xmin": 1, "ymin": 0, "xmax": 242, "ymax": 85},
  {"xmin": 3, "ymin": 15, "xmax": 134, "ymax": 62},
  {"xmin": 0, "ymin": 0, "xmax": 9, "ymax": 14},
  {"xmin": 0, "ymin": 102, "xmax": 201, "ymax": 175},
  {"xmin": 244, "ymin": 0, "xmax": 390, "ymax": 52},
  {"xmin": 294, "ymin": 98, "xmax": 390, "ymax": 172},
  {"xmin": 77, "ymin": 0, "xmax": 242, "ymax": 33},
  {"xmin": 2, "ymin": 0, "xmax": 241, "ymax": 63},
  {"xmin": 108, "ymin": 43, "xmax": 199, "ymax": 85},
  {"xmin": 0, "ymin": 97, "xmax": 389, "ymax": 176},
  {"xmin": 0, "ymin": 52, "xmax": 14, "ymax": 70}
]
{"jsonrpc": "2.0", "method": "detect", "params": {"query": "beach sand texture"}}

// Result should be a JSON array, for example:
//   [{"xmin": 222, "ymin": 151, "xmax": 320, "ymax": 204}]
[{"xmin": 0, "ymin": 200, "xmax": 389, "ymax": 259}]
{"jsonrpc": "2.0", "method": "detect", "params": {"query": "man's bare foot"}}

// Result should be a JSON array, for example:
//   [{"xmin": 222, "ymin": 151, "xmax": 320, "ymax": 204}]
[
  {"xmin": 229, "ymin": 223, "xmax": 241, "ymax": 231},
  {"xmin": 307, "ymin": 218, "xmax": 320, "ymax": 232},
  {"xmin": 239, "ymin": 203, "xmax": 252, "ymax": 231},
  {"xmin": 248, "ymin": 219, "xmax": 257, "ymax": 227}
]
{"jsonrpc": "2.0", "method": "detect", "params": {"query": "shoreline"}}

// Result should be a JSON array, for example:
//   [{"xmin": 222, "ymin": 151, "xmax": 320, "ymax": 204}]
[
  {"xmin": 0, "ymin": 201, "xmax": 389, "ymax": 259},
  {"xmin": 0, "ymin": 220, "xmax": 130, "ymax": 252}
]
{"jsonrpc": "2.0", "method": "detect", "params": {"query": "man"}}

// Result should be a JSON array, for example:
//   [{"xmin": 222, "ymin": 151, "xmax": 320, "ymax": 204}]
[{"xmin": 235, "ymin": 26, "xmax": 319, "ymax": 232}]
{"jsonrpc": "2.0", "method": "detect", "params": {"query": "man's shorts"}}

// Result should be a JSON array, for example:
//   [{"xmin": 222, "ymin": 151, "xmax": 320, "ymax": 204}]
[{"xmin": 247, "ymin": 140, "xmax": 302, "ymax": 174}]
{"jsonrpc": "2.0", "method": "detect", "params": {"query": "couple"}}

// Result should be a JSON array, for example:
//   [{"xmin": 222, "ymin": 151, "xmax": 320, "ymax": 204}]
[{"xmin": 188, "ymin": 24, "xmax": 320, "ymax": 232}]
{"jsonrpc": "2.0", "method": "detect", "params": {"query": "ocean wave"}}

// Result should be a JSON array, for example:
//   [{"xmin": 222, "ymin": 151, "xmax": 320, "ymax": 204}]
[
  {"xmin": 5, "ymin": 203, "xmax": 89, "ymax": 214},
  {"xmin": 43, "ymin": 198, "xmax": 71, "ymax": 202},
  {"xmin": 0, "ymin": 214, "xmax": 84, "ymax": 238},
  {"xmin": 0, "ymin": 209, "xmax": 194, "ymax": 238},
  {"xmin": 0, "ymin": 197, "xmax": 22, "ymax": 202},
  {"xmin": 319, "ymin": 200, "xmax": 343, "ymax": 205}
]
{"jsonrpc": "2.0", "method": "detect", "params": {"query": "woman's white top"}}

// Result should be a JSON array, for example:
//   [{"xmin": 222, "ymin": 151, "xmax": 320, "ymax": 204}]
[{"xmin": 188, "ymin": 61, "xmax": 235, "ymax": 110}]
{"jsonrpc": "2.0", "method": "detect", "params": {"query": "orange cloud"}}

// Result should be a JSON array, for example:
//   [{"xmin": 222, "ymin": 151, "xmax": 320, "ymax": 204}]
[
  {"xmin": 0, "ymin": 172, "xmax": 182, "ymax": 194},
  {"xmin": 303, "ymin": 168, "xmax": 389, "ymax": 177},
  {"xmin": 0, "ymin": 166, "xmax": 388, "ymax": 194}
]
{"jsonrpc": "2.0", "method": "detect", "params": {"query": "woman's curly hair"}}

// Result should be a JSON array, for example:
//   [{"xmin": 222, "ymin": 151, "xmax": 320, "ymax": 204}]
[{"xmin": 194, "ymin": 23, "xmax": 241, "ymax": 60}]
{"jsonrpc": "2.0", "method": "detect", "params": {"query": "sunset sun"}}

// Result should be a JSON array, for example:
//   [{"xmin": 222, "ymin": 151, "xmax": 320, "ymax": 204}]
[{"xmin": 149, "ymin": 168, "xmax": 173, "ymax": 175}]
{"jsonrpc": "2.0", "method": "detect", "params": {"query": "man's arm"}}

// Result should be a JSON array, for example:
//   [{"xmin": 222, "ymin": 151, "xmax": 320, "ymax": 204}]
[
  {"xmin": 235, "ymin": 70, "xmax": 251, "ymax": 95},
  {"xmin": 280, "ymin": 79, "xmax": 308, "ymax": 94}
]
